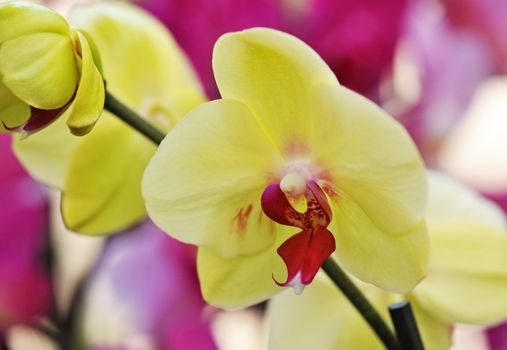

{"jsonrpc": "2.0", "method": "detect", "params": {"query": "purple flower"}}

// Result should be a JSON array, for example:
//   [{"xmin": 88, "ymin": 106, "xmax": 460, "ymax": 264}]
[
  {"xmin": 80, "ymin": 222, "xmax": 217, "ymax": 350},
  {"xmin": 396, "ymin": 1, "xmax": 495, "ymax": 162},
  {"xmin": 443, "ymin": 0, "xmax": 507, "ymax": 68},
  {"xmin": 0, "ymin": 134, "xmax": 52, "ymax": 333}
]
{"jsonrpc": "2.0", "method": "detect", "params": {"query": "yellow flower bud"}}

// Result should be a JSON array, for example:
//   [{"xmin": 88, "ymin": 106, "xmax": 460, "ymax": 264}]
[{"xmin": 0, "ymin": 1, "xmax": 104, "ymax": 137}]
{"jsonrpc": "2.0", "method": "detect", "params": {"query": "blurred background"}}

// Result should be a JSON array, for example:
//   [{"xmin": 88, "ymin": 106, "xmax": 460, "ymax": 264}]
[{"xmin": 1, "ymin": 0, "xmax": 507, "ymax": 349}]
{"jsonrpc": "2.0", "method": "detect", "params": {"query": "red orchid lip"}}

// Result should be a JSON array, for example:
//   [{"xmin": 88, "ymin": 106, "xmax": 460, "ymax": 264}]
[{"xmin": 261, "ymin": 181, "xmax": 336, "ymax": 293}]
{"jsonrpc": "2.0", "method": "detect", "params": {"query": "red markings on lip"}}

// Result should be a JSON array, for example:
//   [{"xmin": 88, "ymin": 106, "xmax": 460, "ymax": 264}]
[{"xmin": 261, "ymin": 181, "xmax": 336, "ymax": 290}]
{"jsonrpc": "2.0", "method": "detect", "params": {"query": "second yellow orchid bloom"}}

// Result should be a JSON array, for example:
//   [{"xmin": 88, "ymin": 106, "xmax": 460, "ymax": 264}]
[
  {"xmin": 0, "ymin": 1, "xmax": 104, "ymax": 136},
  {"xmin": 14, "ymin": 2, "xmax": 205, "ymax": 234},
  {"xmin": 143, "ymin": 28, "xmax": 428, "ymax": 307}
]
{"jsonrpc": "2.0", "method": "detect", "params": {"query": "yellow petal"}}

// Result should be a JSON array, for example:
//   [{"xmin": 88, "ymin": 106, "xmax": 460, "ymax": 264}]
[
  {"xmin": 311, "ymin": 84, "xmax": 427, "ymax": 238},
  {"xmin": 15, "ymin": 2, "xmax": 204, "ymax": 235},
  {"xmin": 65, "ymin": 31, "xmax": 104, "ymax": 136},
  {"xmin": 13, "ymin": 115, "xmax": 81, "ymax": 188},
  {"xmin": 62, "ymin": 113, "xmax": 155, "ymax": 235},
  {"xmin": 412, "ymin": 221, "xmax": 507, "ymax": 325},
  {"xmin": 69, "ymin": 2, "xmax": 205, "ymax": 126},
  {"xmin": 410, "ymin": 298, "xmax": 452, "ymax": 350},
  {"xmin": 267, "ymin": 273, "xmax": 392, "ymax": 350},
  {"xmin": 0, "ymin": 80, "xmax": 30, "ymax": 132},
  {"xmin": 0, "ymin": 1, "xmax": 69, "ymax": 43},
  {"xmin": 268, "ymin": 273, "xmax": 451, "ymax": 350},
  {"xmin": 213, "ymin": 28, "xmax": 337, "ymax": 148},
  {"xmin": 330, "ymin": 194, "xmax": 429, "ymax": 293},
  {"xmin": 197, "ymin": 231, "xmax": 289, "ymax": 308},
  {"xmin": 427, "ymin": 171, "xmax": 506, "ymax": 230},
  {"xmin": 143, "ymin": 99, "xmax": 284, "ymax": 257},
  {"xmin": 0, "ymin": 32, "xmax": 77, "ymax": 110}
]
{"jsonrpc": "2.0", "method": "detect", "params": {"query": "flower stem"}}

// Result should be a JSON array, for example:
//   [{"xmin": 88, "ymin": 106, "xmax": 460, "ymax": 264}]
[
  {"xmin": 321, "ymin": 258, "xmax": 400, "ymax": 350},
  {"xmin": 104, "ymin": 91, "xmax": 165, "ymax": 144},
  {"xmin": 104, "ymin": 91, "xmax": 400, "ymax": 350}
]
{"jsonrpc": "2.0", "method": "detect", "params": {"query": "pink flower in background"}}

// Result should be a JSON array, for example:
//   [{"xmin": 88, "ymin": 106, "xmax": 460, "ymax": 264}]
[
  {"xmin": 442, "ymin": 0, "xmax": 507, "ymax": 70},
  {"xmin": 0, "ymin": 135, "xmax": 52, "ymax": 334},
  {"xmin": 395, "ymin": 1, "xmax": 495, "ymax": 162},
  {"xmin": 138, "ymin": 0, "xmax": 407, "ymax": 99},
  {"xmin": 300, "ymin": 0, "xmax": 408, "ymax": 97},
  {"xmin": 488, "ymin": 322, "xmax": 507, "ymax": 350},
  {"xmin": 137, "ymin": 0, "xmax": 284, "ymax": 98},
  {"xmin": 80, "ymin": 222, "xmax": 216, "ymax": 350}
]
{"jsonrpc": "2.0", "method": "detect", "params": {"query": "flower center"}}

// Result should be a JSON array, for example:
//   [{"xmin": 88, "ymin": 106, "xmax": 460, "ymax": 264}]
[{"xmin": 280, "ymin": 171, "xmax": 307, "ymax": 198}]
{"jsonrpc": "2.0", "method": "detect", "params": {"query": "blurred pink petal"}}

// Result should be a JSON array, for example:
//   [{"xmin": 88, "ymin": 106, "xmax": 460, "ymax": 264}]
[
  {"xmin": 301, "ymin": 0, "xmax": 407, "ymax": 97},
  {"xmin": 396, "ymin": 1, "xmax": 495, "ymax": 162},
  {"xmin": 81, "ymin": 222, "xmax": 216, "ymax": 349},
  {"xmin": 443, "ymin": 0, "xmax": 507, "ymax": 69},
  {"xmin": 488, "ymin": 321, "xmax": 507, "ymax": 349},
  {"xmin": 138, "ymin": 0, "xmax": 406, "ymax": 99},
  {"xmin": 137, "ymin": 0, "xmax": 284, "ymax": 98},
  {"xmin": 0, "ymin": 135, "xmax": 52, "ymax": 333}
]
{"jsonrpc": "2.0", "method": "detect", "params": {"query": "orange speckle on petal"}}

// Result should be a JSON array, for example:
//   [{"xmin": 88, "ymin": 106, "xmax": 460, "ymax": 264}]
[{"xmin": 232, "ymin": 204, "xmax": 253, "ymax": 235}]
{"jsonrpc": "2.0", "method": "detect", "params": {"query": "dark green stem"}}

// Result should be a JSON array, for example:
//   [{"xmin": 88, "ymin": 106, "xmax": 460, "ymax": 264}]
[
  {"xmin": 104, "ymin": 91, "xmax": 165, "ymax": 144},
  {"xmin": 104, "ymin": 90, "xmax": 399, "ymax": 350},
  {"xmin": 322, "ymin": 258, "xmax": 400, "ymax": 350}
]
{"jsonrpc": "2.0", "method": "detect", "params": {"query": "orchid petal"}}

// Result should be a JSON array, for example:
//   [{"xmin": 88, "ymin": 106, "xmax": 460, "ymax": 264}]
[
  {"xmin": 330, "ymin": 192, "xmax": 429, "ymax": 293},
  {"xmin": 197, "ymin": 232, "xmax": 289, "ymax": 308},
  {"xmin": 0, "ymin": 32, "xmax": 77, "ymax": 110},
  {"xmin": 213, "ymin": 28, "xmax": 337, "ymax": 148},
  {"xmin": 65, "ymin": 31, "xmax": 104, "ymax": 136},
  {"xmin": 16, "ymin": 2, "xmax": 204, "ymax": 235},
  {"xmin": 410, "ymin": 172, "xmax": 507, "ymax": 324},
  {"xmin": 311, "ymin": 83, "xmax": 427, "ymax": 238},
  {"xmin": 412, "ymin": 221, "xmax": 507, "ymax": 325},
  {"xmin": 143, "ymin": 99, "xmax": 284, "ymax": 256},
  {"xmin": 62, "ymin": 114, "xmax": 155, "ymax": 235},
  {"xmin": 0, "ymin": 80, "xmax": 30, "ymax": 132},
  {"xmin": 13, "ymin": 116, "xmax": 80, "ymax": 188},
  {"xmin": 410, "ymin": 298, "xmax": 452, "ymax": 350},
  {"xmin": 426, "ymin": 171, "xmax": 506, "ymax": 230},
  {"xmin": 267, "ymin": 274, "xmax": 392, "ymax": 350},
  {"xmin": 69, "ymin": 2, "xmax": 205, "ymax": 123},
  {"xmin": 0, "ymin": 1, "xmax": 69, "ymax": 43},
  {"xmin": 268, "ymin": 274, "xmax": 451, "ymax": 350}
]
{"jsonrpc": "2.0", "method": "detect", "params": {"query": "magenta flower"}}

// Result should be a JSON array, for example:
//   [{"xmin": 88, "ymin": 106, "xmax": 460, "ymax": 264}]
[
  {"xmin": 80, "ymin": 222, "xmax": 216, "ymax": 350},
  {"xmin": 300, "ymin": 0, "xmax": 408, "ymax": 97},
  {"xmin": 137, "ymin": 0, "xmax": 284, "ymax": 98},
  {"xmin": 0, "ymin": 134, "xmax": 52, "ymax": 333},
  {"xmin": 137, "ymin": 0, "xmax": 406, "ymax": 98},
  {"xmin": 488, "ymin": 322, "xmax": 507, "ymax": 349}
]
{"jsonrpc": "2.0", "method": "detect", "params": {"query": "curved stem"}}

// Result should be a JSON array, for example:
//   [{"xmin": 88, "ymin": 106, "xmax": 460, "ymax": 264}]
[
  {"xmin": 104, "ymin": 91, "xmax": 165, "ymax": 144},
  {"xmin": 321, "ymin": 258, "xmax": 399, "ymax": 350},
  {"xmin": 104, "ymin": 91, "xmax": 399, "ymax": 350}
]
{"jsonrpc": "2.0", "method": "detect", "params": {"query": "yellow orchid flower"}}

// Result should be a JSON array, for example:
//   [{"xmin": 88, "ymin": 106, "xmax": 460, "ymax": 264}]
[
  {"xmin": 0, "ymin": 1, "xmax": 104, "ymax": 136},
  {"xmin": 268, "ymin": 171, "xmax": 507, "ymax": 350},
  {"xmin": 14, "ymin": 2, "xmax": 205, "ymax": 234},
  {"xmin": 142, "ymin": 28, "xmax": 428, "ymax": 308}
]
